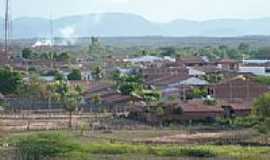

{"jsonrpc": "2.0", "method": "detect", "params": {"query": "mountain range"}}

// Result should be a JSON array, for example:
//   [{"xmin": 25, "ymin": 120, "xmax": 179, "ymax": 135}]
[{"xmin": 2, "ymin": 13, "xmax": 270, "ymax": 38}]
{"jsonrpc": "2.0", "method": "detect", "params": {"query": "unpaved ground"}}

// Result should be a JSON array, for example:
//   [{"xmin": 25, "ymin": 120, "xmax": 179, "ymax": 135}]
[
  {"xmin": 88, "ymin": 129, "xmax": 262, "ymax": 145},
  {"xmin": 0, "ymin": 113, "xmax": 111, "ymax": 131},
  {"xmin": 138, "ymin": 130, "xmax": 254, "ymax": 144}
]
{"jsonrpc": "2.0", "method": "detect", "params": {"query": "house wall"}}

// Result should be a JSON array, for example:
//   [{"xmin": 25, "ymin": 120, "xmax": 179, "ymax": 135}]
[{"xmin": 212, "ymin": 78, "xmax": 270, "ymax": 100}]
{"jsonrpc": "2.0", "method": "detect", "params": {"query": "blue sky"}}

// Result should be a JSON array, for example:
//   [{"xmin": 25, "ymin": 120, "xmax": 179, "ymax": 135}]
[{"xmin": 1, "ymin": 0, "xmax": 270, "ymax": 22}]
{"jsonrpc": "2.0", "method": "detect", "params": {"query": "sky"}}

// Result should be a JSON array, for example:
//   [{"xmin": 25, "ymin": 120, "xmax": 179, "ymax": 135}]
[{"xmin": 1, "ymin": 0, "xmax": 270, "ymax": 22}]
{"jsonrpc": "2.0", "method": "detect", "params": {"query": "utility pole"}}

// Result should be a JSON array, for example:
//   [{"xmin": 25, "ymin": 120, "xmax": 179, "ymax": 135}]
[
  {"xmin": 3, "ymin": 0, "xmax": 11, "ymax": 63},
  {"xmin": 50, "ymin": 14, "xmax": 54, "ymax": 47}
]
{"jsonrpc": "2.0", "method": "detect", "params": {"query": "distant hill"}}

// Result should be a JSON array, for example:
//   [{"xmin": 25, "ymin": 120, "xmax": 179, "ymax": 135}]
[{"xmin": 2, "ymin": 13, "xmax": 270, "ymax": 38}]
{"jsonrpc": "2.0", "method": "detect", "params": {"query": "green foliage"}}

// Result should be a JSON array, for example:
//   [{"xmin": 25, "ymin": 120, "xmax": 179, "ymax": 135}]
[
  {"xmin": 0, "ymin": 67, "xmax": 22, "ymax": 95},
  {"xmin": 84, "ymin": 143, "xmax": 216, "ymax": 158},
  {"xmin": 92, "ymin": 94, "xmax": 102, "ymax": 106},
  {"xmin": 252, "ymin": 47, "xmax": 270, "ymax": 59},
  {"xmin": 155, "ymin": 106, "xmax": 165, "ymax": 116},
  {"xmin": 12, "ymin": 133, "xmax": 80, "ymax": 160},
  {"xmin": 238, "ymin": 43, "xmax": 250, "ymax": 51},
  {"xmin": 68, "ymin": 69, "xmax": 82, "ymax": 80},
  {"xmin": 54, "ymin": 72, "xmax": 66, "ymax": 81},
  {"xmin": 190, "ymin": 88, "xmax": 208, "ymax": 98},
  {"xmin": 256, "ymin": 76, "xmax": 270, "ymax": 85},
  {"xmin": 216, "ymin": 116, "xmax": 261, "ymax": 128},
  {"xmin": 89, "ymin": 37, "xmax": 106, "ymax": 55},
  {"xmin": 255, "ymin": 118, "xmax": 270, "ymax": 135},
  {"xmin": 160, "ymin": 47, "xmax": 176, "ymax": 57},
  {"xmin": 113, "ymin": 72, "xmax": 160, "ymax": 103},
  {"xmin": 22, "ymin": 48, "xmax": 33, "ymax": 59},
  {"xmin": 56, "ymin": 52, "xmax": 71, "ymax": 62},
  {"xmin": 17, "ymin": 75, "xmax": 47, "ymax": 99},
  {"xmin": 48, "ymin": 81, "xmax": 84, "ymax": 128},
  {"xmin": 252, "ymin": 93, "xmax": 270, "ymax": 134},
  {"xmin": 7, "ymin": 132, "xmax": 270, "ymax": 160},
  {"xmin": 92, "ymin": 65, "xmax": 104, "ymax": 81},
  {"xmin": 203, "ymin": 74, "xmax": 224, "ymax": 84},
  {"xmin": 252, "ymin": 92, "xmax": 270, "ymax": 118},
  {"xmin": 113, "ymin": 72, "xmax": 143, "ymax": 95},
  {"xmin": 203, "ymin": 98, "xmax": 217, "ymax": 106},
  {"xmin": 140, "ymin": 90, "xmax": 161, "ymax": 103}
]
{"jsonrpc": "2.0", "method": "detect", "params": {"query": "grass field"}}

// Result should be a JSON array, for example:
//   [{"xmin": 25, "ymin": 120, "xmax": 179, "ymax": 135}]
[{"xmin": 1, "ymin": 130, "xmax": 269, "ymax": 160}]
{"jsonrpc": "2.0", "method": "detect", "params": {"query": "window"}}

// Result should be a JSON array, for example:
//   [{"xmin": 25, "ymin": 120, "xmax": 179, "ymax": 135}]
[{"xmin": 265, "ymin": 67, "xmax": 270, "ymax": 73}]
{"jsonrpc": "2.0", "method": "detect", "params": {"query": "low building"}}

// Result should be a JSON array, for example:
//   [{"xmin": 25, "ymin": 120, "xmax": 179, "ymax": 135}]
[
  {"xmin": 216, "ymin": 59, "xmax": 240, "ymax": 71},
  {"xmin": 142, "ymin": 63, "xmax": 189, "ymax": 81},
  {"xmin": 239, "ymin": 66, "xmax": 270, "ymax": 76},
  {"xmin": 221, "ymin": 100, "xmax": 253, "ymax": 117},
  {"xmin": 176, "ymin": 56, "xmax": 208, "ymax": 67},
  {"xmin": 211, "ymin": 75, "xmax": 270, "ymax": 101},
  {"xmin": 177, "ymin": 100, "xmax": 224, "ymax": 121},
  {"xmin": 129, "ymin": 99, "xmax": 254, "ymax": 124}
]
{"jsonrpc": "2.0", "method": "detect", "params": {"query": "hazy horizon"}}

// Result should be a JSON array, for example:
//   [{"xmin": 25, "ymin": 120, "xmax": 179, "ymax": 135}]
[{"xmin": 1, "ymin": 0, "xmax": 270, "ymax": 22}]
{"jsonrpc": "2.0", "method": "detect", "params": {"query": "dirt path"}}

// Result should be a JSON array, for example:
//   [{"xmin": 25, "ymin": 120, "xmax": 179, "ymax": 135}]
[{"xmin": 136, "ymin": 130, "xmax": 253, "ymax": 144}]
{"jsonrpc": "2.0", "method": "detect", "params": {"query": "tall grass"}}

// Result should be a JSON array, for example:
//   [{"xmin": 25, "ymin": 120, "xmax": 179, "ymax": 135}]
[{"xmin": 6, "ymin": 132, "xmax": 270, "ymax": 160}]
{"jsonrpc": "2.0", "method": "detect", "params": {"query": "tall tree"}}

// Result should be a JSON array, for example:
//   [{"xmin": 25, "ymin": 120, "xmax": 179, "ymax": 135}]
[
  {"xmin": 92, "ymin": 66, "xmax": 104, "ymax": 81},
  {"xmin": 67, "ymin": 69, "xmax": 82, "ymax": 80},
  {"xmin": 49, "ymin": 81, "xmax": 83, "ymax": 128},
  {"xmin": 22, "ymin": 48, "xmax": 33, "ymax": 59},
  {"xmin": 0, "ymin": 67, "xmax": 22, "ymax": 95},
  {"xmin": 252, "ymin": 92, "xmax": 270, "ymax": 137}
]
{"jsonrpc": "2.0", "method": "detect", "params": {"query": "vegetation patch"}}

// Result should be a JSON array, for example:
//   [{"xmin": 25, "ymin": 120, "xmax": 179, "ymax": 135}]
[{"xmin": 5, "ymin": 132, "xmax": 270, "ymax": 160}]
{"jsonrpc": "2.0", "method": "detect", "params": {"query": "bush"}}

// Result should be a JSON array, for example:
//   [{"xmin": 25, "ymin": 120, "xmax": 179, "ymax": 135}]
[
  {"xmin": 12, "ymin": 133, "xmax": 80, "ymax": 160},
  {"xmin": 216, "ymin": 116, "xmax": 261, "ymax": 128}
]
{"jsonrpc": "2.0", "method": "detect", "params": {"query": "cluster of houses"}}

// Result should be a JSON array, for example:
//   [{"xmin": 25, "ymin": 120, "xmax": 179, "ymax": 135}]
[
  {"xmin": 1, "ymin": 47, "xmax": 270, "ymax": 122},
  {"xmin": 115, "ymin": 55, "xmax": 270, "ymax": 122}
]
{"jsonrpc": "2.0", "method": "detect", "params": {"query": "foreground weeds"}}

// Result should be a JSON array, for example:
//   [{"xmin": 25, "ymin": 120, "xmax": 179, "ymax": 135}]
[{"xmin": 2, "ymin": 132, "xmax": 270, "ymax": 160}]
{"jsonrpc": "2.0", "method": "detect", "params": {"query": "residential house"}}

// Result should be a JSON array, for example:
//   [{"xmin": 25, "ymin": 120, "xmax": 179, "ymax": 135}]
[
  {"xmin": 216, "ymin": 58, "xmax": 240, "ymax": 71},
  {"xmin": 211, "ymin": 75, "xmax": 270, "ymax": 101},
  {"xmin": 176, "ymin": 56, "xmax": 208, "ymax": 67},
  {"xmin": 142, "ymin": 63, "xmax": 189, "ymax": 82}
]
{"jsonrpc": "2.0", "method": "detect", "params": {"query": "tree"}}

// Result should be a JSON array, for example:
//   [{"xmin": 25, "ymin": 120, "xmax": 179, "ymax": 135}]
[
  {"xmin": 160, "ymin": 47, "xmax": 176, "ymax": 57},
  {"xmin": 92, "ymin": 94, "xmax": 101, "ymax": 106},
  {"xmin": 54, "ymin": 71, "xmax": 66, "ymax": 81},
  {"xmin": 49, "ymin": 81, "xmax": 83, "ymax": 128},
  {"xmin": 18, "ymin": 75, "xmax": 47, "ymax": 99},
  {"xmin": 238, "ymin": 43, "xmax": 250, "ymax": 51},
  {"xmin": 113, "ymin": 73, "xmax": 160, "ymax": 103},
  {"xmin": 252, "ymin": 92, "xmax": 270, "ymax": 118},
  {"xmin": 92, "ymin": 66, "xmax": 104, "ymax": 81},
  {"xmin": 67, "ymin": 69, "xmax": 82, "ymax": 80},
  {"xmin": 0, "ymin": 67, "xmax": 22, "ymax": 95},
  {"xmin": 256, "ymin": 76, "xmax": 270, "ymax": 86},
  {"xmin": 22, "ymin": 48, "xmax": 33, "ymax": 59},
  {"xmin": 56, "ymin": 52, "xmax": 71, "ymax": 62},
  {"xmin": 141, "ymin": 50, "xmax": 148, "ymax": 56},
  {"xmin": 252, "ymin": 92, "xmax": 270, "ymax": 138},
  {"xmin": 88, "ymin": 37, "xmax": 106, "ymax": 55}
]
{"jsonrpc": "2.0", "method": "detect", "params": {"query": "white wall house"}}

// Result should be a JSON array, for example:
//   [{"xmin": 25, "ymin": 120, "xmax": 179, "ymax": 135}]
[
  {"xmin": 239, "ymin": 66, "xmax": 270, "ymax": 76},
  {"xmin": 81, "ymin": 71, "xmax": 93, "ymax": 80}
]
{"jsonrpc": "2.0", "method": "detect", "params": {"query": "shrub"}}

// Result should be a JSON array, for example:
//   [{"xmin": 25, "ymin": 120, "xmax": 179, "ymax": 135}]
[{"xmin": 12, "ymin": 133, "xmax": 80, "ymax": 160}]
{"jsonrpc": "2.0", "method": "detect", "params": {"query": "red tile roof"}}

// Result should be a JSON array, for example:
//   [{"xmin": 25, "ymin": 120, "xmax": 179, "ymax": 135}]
[{"xmin": 178, "ymin": 100, "xmax": 224, "ymax": 113}]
